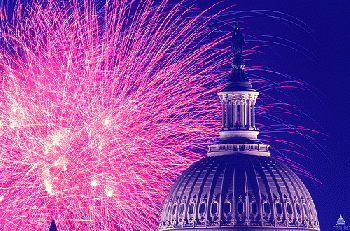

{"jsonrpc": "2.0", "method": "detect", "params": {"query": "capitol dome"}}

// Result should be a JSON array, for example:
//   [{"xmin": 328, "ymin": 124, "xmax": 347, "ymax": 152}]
[
  {"xmin": 159, "ymin": 25, "xmax": 320, "ymax": 230},
  {"xmin": 159, "ymin": 154, "xmax": 319, "ymax": 230}
]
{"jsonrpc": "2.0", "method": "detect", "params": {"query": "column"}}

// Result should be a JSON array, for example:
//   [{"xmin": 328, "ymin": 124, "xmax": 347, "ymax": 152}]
[
  {"xmin": 221, "ymin": 102, "xmax": 225, "ymax": 129},
  {"xmin": 240, "ymin": 101, "xmax": 244, "ymax": 128},
  {"xmin": 244, "ymin": 102, "xmax": 247, "ymax": 128},
  {"xmin": 247, "ymin": 101, "xmax": 251, "ymax": 129},
  {"xmin": 227, "ymin": 102, "xmax": 232, "ymax": 128},
  {"xmin": 233, "ymin": 103, "xmax": 237, "ymax": 128},
  {"xmin": 252, "ymin": 103, "xmax": 255, "ymax": 128},
  {"xmin": 226, "ymin": 102, "xmax": 229, "ymax": 129}
]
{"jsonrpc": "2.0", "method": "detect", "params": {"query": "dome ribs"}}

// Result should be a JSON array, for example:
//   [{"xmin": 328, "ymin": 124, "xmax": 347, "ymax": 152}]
[
  {"xmin": 251, "ymin": 156, "xmax": 269, "ymax": 224},
  {"xmin": 220, "ymin": 156, "xmax": 235, "ymax": 226},
  {"xmin": 207, "ymin": 157, "xmax": 229, "ymax": 227},
  {"xmin": 282, "ymin": 163, "xmax": 306, "ymax": 225},
  {"xmin": 246, "ymin": 156, "xmax": 262, "ymax": 225},
  {"xmin": 275, "ymin": 160, "xmax": 319, "ymax": 229},
  {"xmin": 270, "ymin": 159, "xmax": 293, "ymax": 226},
  {"xmin": 160, "ymin": 155, "xmax": 320, "ymax": 230},
  {"xmin": 262, "ymin": 158, "xmax": 287, "ymax": 225},
  {"xmin": 166, "ymin": 160, "xmax": 201, "ymax": 200},
  {"xmin": 274, "ymin": 160, "xmax": 298, "ymax": 225},
  {"xmin": 160, "ymin": 159, "xmax": 205, "ymax": 228},
  {"xmin": 289, "ymin": 164, "xmax": 317, "ymax": 227},
  {"xmin": 233, "ymin": 156, "xmax": 248, "ymax": 224},
  {"xmin": 173, "ymin": 159, "xmax": 205, "ymax": 227},
  {"xmin": 194, "ymin": 157, "xmax": 224, "ymax": 226},
  {"xmin": 182, "ymin": 158, "xmax": 213, "ymax": 227},
  {"xmin": 255, "ymin": 157, "xmax": 276, "ymax": 225}
]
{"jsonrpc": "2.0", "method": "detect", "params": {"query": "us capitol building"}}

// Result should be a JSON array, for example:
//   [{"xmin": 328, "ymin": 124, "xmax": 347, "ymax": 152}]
[{"xmin": 158, "ymin": 25, "xmax": 320, "ymax": 230}]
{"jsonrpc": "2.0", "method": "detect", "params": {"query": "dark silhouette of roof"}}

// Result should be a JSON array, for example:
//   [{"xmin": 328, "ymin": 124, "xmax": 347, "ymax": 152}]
[{"xmin": 49, "ymin": 220, "xmax": 58, "ymax": 231}]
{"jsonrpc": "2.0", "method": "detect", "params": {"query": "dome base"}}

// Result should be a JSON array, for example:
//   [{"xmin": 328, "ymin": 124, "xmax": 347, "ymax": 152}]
[
  {"xmin": 219, "ymin": 130, "xmax": 259, "ymax": 140},
  {"xmin": 207, "ymin": 143, "xmax": 270, "ymax": 157}
]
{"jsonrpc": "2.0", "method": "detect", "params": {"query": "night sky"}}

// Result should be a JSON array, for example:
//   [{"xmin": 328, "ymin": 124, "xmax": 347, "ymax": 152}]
[
  {"xmin": 193, "ymin": 0, "xmax": 350, "ymax": 229},
  {"xmin": 0, "ymin": 0, "xmax": 349, "ymax": 230}
]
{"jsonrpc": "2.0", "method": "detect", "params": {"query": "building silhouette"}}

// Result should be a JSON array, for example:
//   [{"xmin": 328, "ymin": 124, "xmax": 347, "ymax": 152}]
[
  {"xmin": 334, "ymin": 215, "xmax": 349, "ymax": 230},
  {"xmin": 159, "ymin": 25, "xmax": 320, "ymax": 230},
  {"xmin": 49, "ymin": 220, "xmax": 58, "ymax": 231}
]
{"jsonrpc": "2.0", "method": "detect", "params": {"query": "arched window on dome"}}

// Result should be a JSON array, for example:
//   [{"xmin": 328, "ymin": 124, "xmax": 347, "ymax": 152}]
[
  {"xmin": 211, "ymin": 202, "xmax": 218, "ymax": 215},
  {"xmin": 178, "ymin": 203, "xmax": 185, "ymax": 217},
  {"xmin": 188, "ymin": 203, "xmax": 195, "ymax": 215},
  {"xmin": 303, "ymin": 203, "xmax": 308, "ymax": 216},
  {"xmin": 198, "ymin": 202, "xmax": 206, "ymax": 215},
  {"xmin": 263, "ymin": 202, "xmax": 270, "ymax": 214},
  {"xmin": 287, "ymin": 203, "xmax": 293, "ymax": 215},
  {"xmin": 166, "ymin": 205, "xmax": 172, "ymax": 220},
  {"xmin": 251, "ymin": 202, "xmax": 257, "ymax": 215},
  {"xmin": 296, "ymin": 203, "xmax": 301, "ymax": 215},
  {"xmin": 237, "ymin": 202, "xmax": 244, "ymax": 214},
  {"xmin": 172, "ymin": 204, "xmax": 177, "ymax": 217},
  {"xmin": 276, "ymin": 202, "xmax": 282, "ymax": 215},
  {"xmin": 198, "ymin": 202, "xmax": 205, "ymax": 214},
  {"xmin": 309, "ymin": 203, "xmax": 313, "ymax": 215},
  {"xmin": 224, "ymin": 202, "xmax": 231, "ymax": 214}
]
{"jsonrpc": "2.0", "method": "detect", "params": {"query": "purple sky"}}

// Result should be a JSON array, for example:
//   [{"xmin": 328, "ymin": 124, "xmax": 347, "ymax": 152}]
[
  {"xmin": 193, "ymin": 0, "xmax": 350, "ymax": 229},
  {"xmin": 1, "ymin": 0, "xmax": 349, "ymax": 229}
]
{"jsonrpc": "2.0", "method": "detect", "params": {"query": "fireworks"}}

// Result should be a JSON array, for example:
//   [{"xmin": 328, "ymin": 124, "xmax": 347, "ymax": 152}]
[{"xmin": 0, "ymin": 0, "xmax": 325, "ymax": 230}]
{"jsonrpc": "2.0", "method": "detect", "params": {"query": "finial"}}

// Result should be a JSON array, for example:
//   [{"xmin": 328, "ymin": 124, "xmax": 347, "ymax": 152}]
[
  {"xmin": 231, "ymin": 23, "xmax": 245, "ymax": 56},
  {"xmin": 220, "ymin": 23, "xmax": 252, "ymax": 91}
]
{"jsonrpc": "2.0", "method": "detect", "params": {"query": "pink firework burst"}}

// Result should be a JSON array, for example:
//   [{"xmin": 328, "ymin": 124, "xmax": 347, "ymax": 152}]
[{"xmin": 0, "ymin": 0, "xmax": 230, "ymax": 230}]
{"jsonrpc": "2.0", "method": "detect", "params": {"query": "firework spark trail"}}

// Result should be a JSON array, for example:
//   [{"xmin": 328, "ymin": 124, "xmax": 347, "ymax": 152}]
[
  {"xmin": 0, "ymin": 0, "xmax": 228, "ymax": 230},
  {"xmin": 0, "ymin": 0, "xmax": 326, "ymax": 230}
]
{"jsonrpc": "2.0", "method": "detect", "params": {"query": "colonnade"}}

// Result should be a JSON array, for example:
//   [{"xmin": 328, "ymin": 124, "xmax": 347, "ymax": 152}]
[{"xmin": 219, "ymin": 93, "xmax": 258, "ymax": 131}]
